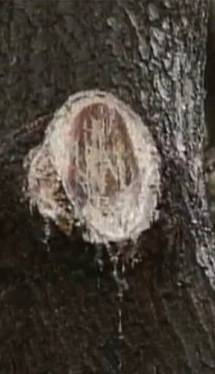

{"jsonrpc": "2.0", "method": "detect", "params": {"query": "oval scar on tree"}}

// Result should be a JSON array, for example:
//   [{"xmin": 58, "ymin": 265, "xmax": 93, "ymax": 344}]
[{"xmin": 24, "ymin": 90, "xmax": 161, "ymax": 246}]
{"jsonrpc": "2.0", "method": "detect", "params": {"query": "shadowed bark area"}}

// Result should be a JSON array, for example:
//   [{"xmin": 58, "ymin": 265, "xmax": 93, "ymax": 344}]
[{"xmin": 0, "ymin": 1, "xmax": 215, "ymax": 373}]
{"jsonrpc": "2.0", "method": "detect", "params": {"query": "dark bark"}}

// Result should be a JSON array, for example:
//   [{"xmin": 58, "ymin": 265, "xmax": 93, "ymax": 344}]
[{"xmin": 0, "ymin": 1, "xmax": 215, "ymax": 373}]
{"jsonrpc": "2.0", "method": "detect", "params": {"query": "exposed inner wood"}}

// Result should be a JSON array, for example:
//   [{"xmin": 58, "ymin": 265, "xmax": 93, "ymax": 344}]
[{"xmin": 67, "ymin": 102, "xmax": 138, "ymax": 210}]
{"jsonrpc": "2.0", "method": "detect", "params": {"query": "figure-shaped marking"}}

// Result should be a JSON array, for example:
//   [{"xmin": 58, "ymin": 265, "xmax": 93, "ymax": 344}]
[
  {"xmin": 67, "ymin": 103, "xmax": 139, "ymax": 212},
  {"xmin": 26, "ymin": 90, "xmax": 161, "ymax": 244}
]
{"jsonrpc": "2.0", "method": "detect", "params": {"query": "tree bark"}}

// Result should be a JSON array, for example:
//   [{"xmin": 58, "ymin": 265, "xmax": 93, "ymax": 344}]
[{"xmin": 0, "ymin": 1, "xmax": 215, "ymax": 373}]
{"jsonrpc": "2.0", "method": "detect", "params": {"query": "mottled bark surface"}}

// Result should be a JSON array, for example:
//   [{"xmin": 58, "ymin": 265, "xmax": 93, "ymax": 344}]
[
  {"xmin": 0, "ymin": 1, "xmax": 215, "ymax": 373},
  {"xmin": 206, "ymin": 0, "xmax": 215, "ymax": 144}
]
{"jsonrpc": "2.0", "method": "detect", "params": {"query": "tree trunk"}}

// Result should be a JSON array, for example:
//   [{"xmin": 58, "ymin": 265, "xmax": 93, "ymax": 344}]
[{"xmin": 0, "ymin": 1, "xmax": 215, "ymax": 373}]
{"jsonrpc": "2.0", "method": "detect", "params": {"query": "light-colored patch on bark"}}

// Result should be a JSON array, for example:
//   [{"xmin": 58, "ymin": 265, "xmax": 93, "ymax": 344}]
[{"xmin": 24, "ymin": 90, "xmax": 161, "ymax": 244}]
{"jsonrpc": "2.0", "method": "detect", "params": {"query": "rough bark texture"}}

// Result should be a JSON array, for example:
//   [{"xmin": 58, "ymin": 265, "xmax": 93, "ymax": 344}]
[
  {"xmin": 206, "ymin": 0, "xmax": 215, "ymax": 144},
  {"xmin": 0, "ymin": 1, "xmax": 215, "ymax": 373}
]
